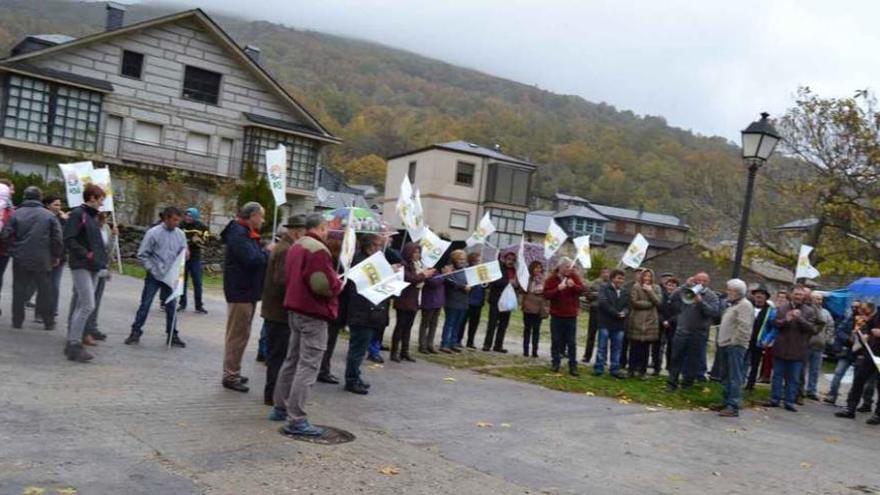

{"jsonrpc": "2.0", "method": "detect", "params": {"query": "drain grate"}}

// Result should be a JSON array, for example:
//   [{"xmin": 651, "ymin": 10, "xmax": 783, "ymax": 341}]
[{"xmin": 279, "ymin": 425, "xmax": 356, "ymax": 445}]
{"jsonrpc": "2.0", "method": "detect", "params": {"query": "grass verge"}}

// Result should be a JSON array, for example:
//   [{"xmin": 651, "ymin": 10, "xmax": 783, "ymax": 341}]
[{"xmin": 120, "ymin": 262, "xmax": 224, "ymax": 290}]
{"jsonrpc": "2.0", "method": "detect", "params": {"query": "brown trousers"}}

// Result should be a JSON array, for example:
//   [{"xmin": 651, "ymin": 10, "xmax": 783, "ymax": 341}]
[{"xmin": 223, "ymin": 302, "xmax": 256, "ymax": 381}]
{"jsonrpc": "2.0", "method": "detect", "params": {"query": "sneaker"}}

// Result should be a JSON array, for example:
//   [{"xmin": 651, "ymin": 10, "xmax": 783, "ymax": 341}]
[
  {"xmin": 269, "ymin": 407, "xmax": 287, "ymax": 421},
  {"xmin": 282, "ymin": 420, "xmax": 325, "ymax": 437},
  {"xmin": 783, "ymin": 404, "xmax": 798, "ymax": 413},
  {"xmin": 718, "ymin": 407, "xmax": 739, "ymax": 417},
  {"xmin": 835, "ymin": 410, "xmax": 856, "ymax": 419},
  {"xmin": 866, "ymin": 415, "xmax": 880, "ymax": 425},
  {"xmin": 65, "ymin": 342, "xmax": 93, "ymax": 363},
  {"xmin": 124, "ymin": 331, "xmax": 142, "ymax": 345},
  {"xmin": 344, "ymin": 382, "xmax": 369, "ymax": 395},
  {"xmin": 167, "ymin": 334, "xmax": 186, "ymax": 348}
]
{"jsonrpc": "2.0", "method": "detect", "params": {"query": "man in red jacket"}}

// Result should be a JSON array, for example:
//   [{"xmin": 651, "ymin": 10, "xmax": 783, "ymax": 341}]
[
  {"xmin": 271, "ymin": 213, "xmax": 342, "ymax": 437},
  {"xmin": 544, "ymin": 256, "xmax": 586, "ymax": 376}
]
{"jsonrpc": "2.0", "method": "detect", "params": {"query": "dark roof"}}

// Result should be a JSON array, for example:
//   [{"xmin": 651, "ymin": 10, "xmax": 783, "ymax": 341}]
[
  {"xmin": 0, "ymin": 62, "xmax": 114, "ymax": 92},
  {"xmin": 387, "ymin": 140, "xmax": 536, "ymax": 168},
  {"xmin": 591, "ymin": 204, "xmax": 688, "ymax": 230},
  {"xmin": 244, "ymin": 113, "xmax": 326, "ymax": 139},
  {"xmin": 775, "ymin": 217, "xmax": 819, "ymax": 231},
  {"xmin": 553, "ymin": 206, "xmax": 610, "ymax": 222},
  {"xmin": 315, "ymin": 188, "xmax": 369, "ymax": 210},
  {"xmin": 524, "ymin": 210, "xmax": 554, "ymax": 233}
]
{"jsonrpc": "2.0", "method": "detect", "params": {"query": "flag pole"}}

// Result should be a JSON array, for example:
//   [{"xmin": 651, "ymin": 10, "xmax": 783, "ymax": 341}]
[
  {"xmin": 109, "ymin": 211, "xmax": 123, "ymax": 274},
  {"xmin": 272, "ymin": 203, "xmax": 280, "ymax": 240},
  {"xmin": 168, "ymin": 303, "xmax": 178, "ymax": 349}
]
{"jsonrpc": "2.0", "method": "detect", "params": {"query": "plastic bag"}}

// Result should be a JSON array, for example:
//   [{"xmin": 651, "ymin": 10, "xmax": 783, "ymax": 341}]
[{"xmin": 497, "ymin": 283, "xmax": 518, "ymax": 312}]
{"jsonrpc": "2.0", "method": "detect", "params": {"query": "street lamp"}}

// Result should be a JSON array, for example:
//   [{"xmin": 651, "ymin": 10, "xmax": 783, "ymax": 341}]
[{"xmin": 731, "ymin": 112, "xmax": 780, "ymax": 278}]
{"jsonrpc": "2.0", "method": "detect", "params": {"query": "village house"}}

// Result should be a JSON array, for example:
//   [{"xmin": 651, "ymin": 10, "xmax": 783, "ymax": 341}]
[
  {"xmin": 0, "ymin": 4, "xmax": 339, "ymax": 228},
  {"xmin": 383, "ymin": 141, "xmax": 537, "ymax": 246}
]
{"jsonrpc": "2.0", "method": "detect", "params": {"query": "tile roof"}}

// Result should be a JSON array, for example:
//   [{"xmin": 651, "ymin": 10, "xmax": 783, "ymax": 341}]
[
  {"xmin": 244, "ymin": 113, "xmax": 324, "ymax": 138},
  {"xmin": 0, "ymin": 62, "xmax": 114, "ymax": 92},
  {"xmin": 553, "ymin": 205, "xmax": 610, "ymax": 222},
  {"xmin": 590, "ymin": 203, "xmax": 687, "ymax": 229},
  {"xmin": 524, "ymin": 210, "xmax": 554, "ymax": 233},
  {"xmin": 387, "ymin": 140, "xmax": 535, "ymax": 167},
  {"xmin": 316, "ymin": 189, "xmax": 369, "ymax": 210}
]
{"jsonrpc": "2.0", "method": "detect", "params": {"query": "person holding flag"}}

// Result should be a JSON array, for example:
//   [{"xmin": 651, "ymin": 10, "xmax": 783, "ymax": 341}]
[
  {"xmin": 178, "ymin": 207, "xmax": 210, "ymax": 314},
  {"xmin": 124, "ymin": 206, "xmax": 188, "ymax": 348}
]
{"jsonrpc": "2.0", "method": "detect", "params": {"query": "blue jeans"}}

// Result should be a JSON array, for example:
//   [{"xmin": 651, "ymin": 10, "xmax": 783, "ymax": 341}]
[
  {"xmin": 551, "ymin": 317, "xmax": 577, "ymax": 369},
  {"xmin": 719, "ymin": 345, "xmax": 747, "ymax": 410},
  {"xmin": 180, "ymin": 257, "xmax": 203, "ymax": 309},
  {"xmin": 130, "ymin": 272, "xmax": 177, "ymax": 335},
  {"xmin": 806, "ymin": 349, "xmax": 823, "ymax": 396},
  {"xmin": 667, "ymin": 331, "xmax": 706, "ymax": 388},
  {"xmin": 594, "ymin": 327, "xmax": 624, "ymax": 375},
  {"xmin": 771, "ymin": 358, "xmax": 803, "ymax": 406},
  {"xmin": 346, "ymin": 325, "xmax": 374, "ymax": 386},
  {"xmin": 441, "ymin": 307, "xmax": 467, "ymax": 348},
  {"xmin": 828, "ymin": 357, "xmax": 852, "ymax": 401}
]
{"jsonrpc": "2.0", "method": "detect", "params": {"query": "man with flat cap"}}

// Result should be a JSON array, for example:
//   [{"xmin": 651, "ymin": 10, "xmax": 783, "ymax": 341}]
[
  {"xmin": 746, "ymin": 284, "xmax": 776, "ymax": 390},
  {"xmin": 261, "ymin": 214, "xmax": 307, "ymax": 405}
]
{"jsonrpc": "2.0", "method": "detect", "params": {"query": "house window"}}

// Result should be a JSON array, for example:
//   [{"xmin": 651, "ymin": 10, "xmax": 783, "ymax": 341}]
[
  {"xmin": 120, "ymin": 50, "xmax": 144, "ymax": 79},
  {"xmin": 408, "ymin": 161, "xmax": 417, "ymax": 181},
  {"xmin": 186, "ymin": 132, "xmax": 210, "ymax": 155},
  {"xmin": 449, "ymin": 209, "xmax": 470, "ymax": 230},
  {"xmin": 486, "ymin": 207, "xmax": 526, "ymax": 247},
  {"xmin": 455, "ymin": 161, "xmax": 475, "ymax": 186},
  {"xmin": 486, "ymin": 163, "xmax": 530, "ymax": 206},
  {"xmin": 182, "ymin": 65, "xmax": 222, "ymax": 105},
  {"xmin": 1, "ymin": 74, "xmax": 102, "ymax": 151},
  {"xmin": 134, "ymin": 121, "xmax": 162, "ymax": 145},
  {"xmin": 242, "ymin": 127, "xmax": 319, "ymax": 190}
]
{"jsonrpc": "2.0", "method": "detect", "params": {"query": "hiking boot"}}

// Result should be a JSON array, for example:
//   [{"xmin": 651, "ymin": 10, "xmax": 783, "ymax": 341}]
[
  {"xmin": 167, "ymin": 334, "xmax": 186, "ymax": 348},
  {"xmin": 222, "ymin": 379, "xmax": 249, "ymax": 393},
  {"xmin": 835, "ymin": 409, "xmax": 856, "ymax": 419},
  {"xmin": 268, "ymin": 407, "xmax": 287, "ymax": 421},
  {"xmin": 345, "ymin": 382, "xmax": 369, "ymax": 395},
  {"xmin": 124, "ymin": 330, "xmax": 142, "ymax": 345},
  {"xmin": 718, "ymin": 407, "xmax": 739, "ymax": 418},
  {"xmin": 281, "ymin": 420, "xmax": 324, "ymax": 437},
  {"xmin": 65, "ymin": 343, "xmax": 93, "ymax": 363}
]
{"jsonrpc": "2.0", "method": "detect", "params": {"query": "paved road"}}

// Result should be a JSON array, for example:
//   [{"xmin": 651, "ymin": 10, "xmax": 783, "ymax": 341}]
[{"xmin": 0, "ymin": 272, "xmax": 878, "ymax": 495}]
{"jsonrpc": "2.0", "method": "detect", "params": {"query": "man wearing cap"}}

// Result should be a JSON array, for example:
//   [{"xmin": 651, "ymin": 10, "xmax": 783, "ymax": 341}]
[
  {"xmin": 260, "ymin": 214, "xmax": 306, "ymax": 405},
  {"xmin": 745, "ymin": 284, "xmax": 776, "ymax": 390},
  {"xmin": 179, "ymin": 207, "xmax": 210, "ymax": 314}
]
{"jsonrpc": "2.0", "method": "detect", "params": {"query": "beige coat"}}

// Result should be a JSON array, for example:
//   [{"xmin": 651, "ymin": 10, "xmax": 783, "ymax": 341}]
[
  {"xmin": 718, "ymin": 296, "xmax": 755, "ymax": 348},
  {"xmin": 627, "ymin": 282, "xmax": 662, "ymax": 342}
]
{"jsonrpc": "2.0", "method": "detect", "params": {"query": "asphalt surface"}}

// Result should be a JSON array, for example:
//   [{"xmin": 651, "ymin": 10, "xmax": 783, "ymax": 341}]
[{"xmin": 1, "ymin": 271, "xmax": 879, "ymax": 495}]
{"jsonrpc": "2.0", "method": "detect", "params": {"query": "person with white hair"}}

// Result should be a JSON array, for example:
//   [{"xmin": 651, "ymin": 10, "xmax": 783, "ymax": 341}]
[
  {"xmin": 544, "ymin": 256, "xmax": 586, "ymax": 376},
  {"xmin": 712, "ymin": 278, "xmax": 754, "ymax": 417}
]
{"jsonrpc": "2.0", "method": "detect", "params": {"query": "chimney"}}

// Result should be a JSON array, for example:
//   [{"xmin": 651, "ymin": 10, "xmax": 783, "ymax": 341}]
[
  {"xmin": 105, "ymin": 2, "xmax": 126, "ymax": 31},
  {"xmin": 243, "ymin": 45, "xmax": 261, "ymax": 64}
]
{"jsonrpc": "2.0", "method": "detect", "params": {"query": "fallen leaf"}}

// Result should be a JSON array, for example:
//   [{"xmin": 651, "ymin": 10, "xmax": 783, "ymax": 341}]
[
  {"xmin": 585, "ymin": 391, "xmax": 595, "ymax": 396},
  {"xmin": 379, "ymin": 466, "xmax": 400, "ymax": 476},
  {"xmin": 368, "ymin": 364, "xmax": 384, "ymax": 370},
  {"xmin": 725, "ymin": 428, "xmax": 738, "ymax": 434},
  {"xmin": 444, "ymin": 377, "xmax": 457, "ymax": 382},
  {"xmin": 618, "ymin": 399, "xmax": 631, "ymax": 405},
  {"xmin": 645, "ymin": 407, "xmax": 658, "ymax": 412},
  {"xmin": 697, "ymin": 407, "xmax": 710, "ymax": 412},
  {"xmin": 800, "ymin": 462, "xmax": 812, "ymax": 469},
  {"xmin": 476, "ymin": 421, "xmax": 493, "ymax": 428},
  {"xmin": 824, "ymin": 436, "xmax": 840, "ymax": 444},
  {"xmin": 176, "ymin": 422, "xmax": 188, "ymax": 427},
  {"xmin": 56, "ymin": 489, "xmax": 78, "ymax": 495},
  {"xmin": 500, "ymin": 423, "xmax": 512, "ymax": 428},
  {"xmin": 666, "ymin": 474, "xmax": 687, "ymax": 482},
  {"xmin": 23, "ymin": 488, "xmax": 46, "ymax": 495}
]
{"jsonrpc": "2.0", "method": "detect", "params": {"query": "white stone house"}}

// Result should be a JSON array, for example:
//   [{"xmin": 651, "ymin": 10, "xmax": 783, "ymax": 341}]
[{"xmin": 0, "ymin": 5, "xmax": 339, "ymax": 228}]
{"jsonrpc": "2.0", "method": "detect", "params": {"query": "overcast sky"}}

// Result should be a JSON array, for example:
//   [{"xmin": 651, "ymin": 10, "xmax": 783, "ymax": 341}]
[{"xmin": 155, "ymin": 0, "xmax": 877, "ymax": 140}]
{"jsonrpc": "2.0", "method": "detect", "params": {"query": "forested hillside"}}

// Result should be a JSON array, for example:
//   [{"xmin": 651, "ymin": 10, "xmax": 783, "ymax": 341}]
[{"xmin": 0, "ymin": 0, "xmax": 810, "ymax": 237}]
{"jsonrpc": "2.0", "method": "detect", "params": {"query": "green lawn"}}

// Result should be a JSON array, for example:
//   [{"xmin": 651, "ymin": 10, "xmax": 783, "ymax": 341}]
[{"xmin": 120, "ymin": 262, "xmax": 224, "ymax": 290}]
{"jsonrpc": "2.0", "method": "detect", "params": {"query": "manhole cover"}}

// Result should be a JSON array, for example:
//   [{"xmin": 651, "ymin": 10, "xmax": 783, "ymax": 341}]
[{"xmin": 279, "ymin": 425, "xmax": 356, "ymax": 445}]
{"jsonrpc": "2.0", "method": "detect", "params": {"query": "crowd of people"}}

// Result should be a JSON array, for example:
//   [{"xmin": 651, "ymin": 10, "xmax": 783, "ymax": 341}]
[{"xmin": 2, "ymin": 186, "xmax": 879, "ymax": 437}]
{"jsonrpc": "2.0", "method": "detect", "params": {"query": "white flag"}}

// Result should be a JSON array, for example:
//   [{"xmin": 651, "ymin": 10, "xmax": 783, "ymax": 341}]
[
  {"xmin": 573, "ymin": 235, "xmax": 592, "ymax": 269},
  {"xmin": 466, "ymin": 212, "xmax": 496, "ymax": 247},
  {"xmin": 340, "ymin": 210, "xmax": 357, "ymax": 278},
  {"xmin": 516, "ymin": 239, "xmax": 530, "ymax": 290},
  {"xmin": 349, "ymin": 251, "xmax": 410, "ymax": 305},
  {"xmin": 544, "ymin": 219, "xmax": 568, "ymax": 259},
  {"xmin": 90, "ymin": 167, "xmax": 114, "ymax": 212},
  {"xmin": 621, "ymin": 233, "xmax": 649, "ymax": 269},
  {"xmin": 420, "ymin": 228, "xmax": 451, "ymax": 268},
  {"xmin": 408, "ymin": 188, "xmax": 426, "ymax": 241},
  {"xmin": 464, "ymin": 260, "xmax": 503, "ymax": 287},
  {"xmin": 795, "ymin": 244, "xmax": 820, "ymax": 280},
  {"xmin": 162, "ymin": 247, "xmax": 188, "ymax": 304},
  {"xmin": 266, "ymin": 145, "xmax": 287, "ymax": 206},
  {"xmin": 396, "ymin": 175, "xmax": 420, "ymax": 239},
  {"xmin": 58, "ymin": 161, "xmax": 94, "ymax": 207}
]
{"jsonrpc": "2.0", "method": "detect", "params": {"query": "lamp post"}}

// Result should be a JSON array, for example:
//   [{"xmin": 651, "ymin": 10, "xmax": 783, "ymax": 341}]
[{"xmin": 731, "ymin": 112, "xmax": 780, "ymax": 278}]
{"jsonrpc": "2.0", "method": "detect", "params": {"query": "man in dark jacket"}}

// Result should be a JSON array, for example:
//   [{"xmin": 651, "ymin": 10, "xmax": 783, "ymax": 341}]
[
  {"xmin": 659, "ymin": 276, "xmax": 681, "ymax": 371},
  {"xmin": 666, "ymin": 272, "xmax": 721, "ymax": 391},
  {"xmin": 271, "ymin": 213, "xmax": 342, "ymax": 437},
  {"xmin": 179, "ymin": 207, "xmax": 210, "ymax": 314},
  {"xmin": 583, "ymin": 268, "xmax": 610, "ymax": 364},
  {"xmin": 64, "ymin": 184, "xmax": 108, "ymax": 363},
  {"xmin": 260, "ymin": 215, "xmax": 303, "ymax": 405},
  {"xmin": 344, "ymin": 233, "xmax": 390, "ymax": 395},
  {"xmin": 594, "ymin": 269, "xmax": 630, "ymax": 377},
  {"xmin": 1, "ymin": 186, "xmax": 62, "ymax": 330},
  {"xmin": 764, "ymin": 285, "xmax": 816, "ymax": 411},
  {"xmin": 835, "ymin": 308, "xmax": 880, "ymax": 424},
  {"xmin": 483, "ymin": 251, "xmax": 518, "ymax": 353},
  {"xmin": 221, "ymin": 202, "xmax": 270, "ymax": 392}
]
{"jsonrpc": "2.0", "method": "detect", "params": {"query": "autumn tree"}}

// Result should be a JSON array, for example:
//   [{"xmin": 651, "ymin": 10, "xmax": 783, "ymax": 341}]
[{"xmin": 339, "ymin": 154, "xmax": 387, "ymax": 187}]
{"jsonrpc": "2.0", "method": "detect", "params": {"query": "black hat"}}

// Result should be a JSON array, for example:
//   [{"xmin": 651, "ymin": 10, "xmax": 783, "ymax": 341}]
[
  {"xmin": 750, "ymin": 283, "xmax": 770, "ymax": 297},
  {"xmin": 284, "ymin": 214, "xmax": 307, "ymax": 228}
]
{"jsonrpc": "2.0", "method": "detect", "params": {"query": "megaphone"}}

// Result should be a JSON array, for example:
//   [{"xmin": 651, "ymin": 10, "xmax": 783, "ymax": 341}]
[{"xmin": 681, "ymin": 284, "xmax": 704, "ymax": 305}]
